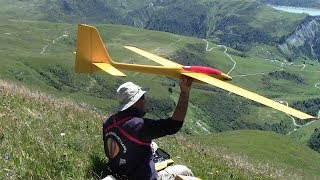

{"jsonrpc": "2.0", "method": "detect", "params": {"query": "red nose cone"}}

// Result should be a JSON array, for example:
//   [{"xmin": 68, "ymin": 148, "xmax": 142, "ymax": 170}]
[{"xmin": 182, "ymin": 66, "xmax": 222, "ymax": 75}]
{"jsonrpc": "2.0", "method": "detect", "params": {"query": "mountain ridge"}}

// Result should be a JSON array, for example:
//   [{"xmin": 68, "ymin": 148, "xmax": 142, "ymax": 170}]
[{"xmin": 1, "ymin": 0, "xmax": 313, "ymax": 59}]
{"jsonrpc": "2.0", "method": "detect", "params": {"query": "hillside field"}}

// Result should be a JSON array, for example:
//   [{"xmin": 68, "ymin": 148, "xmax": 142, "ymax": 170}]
[{"xmin": 1, "ymin": 81, "xmax": 320, "ymax": 179}]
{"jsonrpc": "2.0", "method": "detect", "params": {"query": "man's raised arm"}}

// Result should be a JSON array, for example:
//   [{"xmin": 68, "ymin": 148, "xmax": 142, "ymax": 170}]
[{"xmin": 172, "ymin": 75, "xmax": 193, "ymax": 122}]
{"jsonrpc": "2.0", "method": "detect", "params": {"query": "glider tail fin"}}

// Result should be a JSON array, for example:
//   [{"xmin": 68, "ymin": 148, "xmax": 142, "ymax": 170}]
[{"xmin": 75, "ymin": 24, "xmax": 125, "ymax": 76}]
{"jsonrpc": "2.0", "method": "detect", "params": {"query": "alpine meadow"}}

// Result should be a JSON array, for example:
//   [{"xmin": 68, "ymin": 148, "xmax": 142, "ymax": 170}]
[{"xmin": 0, "ymin": 0, "xmax": 320, "ymax": 179}]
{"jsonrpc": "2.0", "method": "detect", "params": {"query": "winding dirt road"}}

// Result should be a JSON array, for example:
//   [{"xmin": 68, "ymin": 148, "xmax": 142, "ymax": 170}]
[
  {"xmin": 202, "ymin": 39, "xmax": 236, "ymax": 75},
  {"xmin": 40, "ymin": 31, "xmax": 69, "ymax": 54}
]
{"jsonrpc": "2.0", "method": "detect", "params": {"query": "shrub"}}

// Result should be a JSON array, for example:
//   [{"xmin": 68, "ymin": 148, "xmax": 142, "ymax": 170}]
[{"xmin": 308, "ymin": 128, "xmax": 320, "ymax": 153}]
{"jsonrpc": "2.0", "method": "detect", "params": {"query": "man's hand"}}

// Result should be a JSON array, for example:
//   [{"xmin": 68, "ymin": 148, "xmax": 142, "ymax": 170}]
[{"xmin": 179, "ymin": 75, "xmax": 193, "ymax": 93}]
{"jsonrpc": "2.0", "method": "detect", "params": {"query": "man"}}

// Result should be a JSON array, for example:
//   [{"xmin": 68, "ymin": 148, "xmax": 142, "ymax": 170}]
[{"xmin": 103, "ymin": 76, "xmax": 193, "ymax": 179}]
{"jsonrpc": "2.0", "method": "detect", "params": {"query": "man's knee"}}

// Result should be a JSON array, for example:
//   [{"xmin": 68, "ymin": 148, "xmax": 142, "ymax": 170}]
[{"xmin": 158, "ymin": 165, "xmax": 193, "ymax": 179}]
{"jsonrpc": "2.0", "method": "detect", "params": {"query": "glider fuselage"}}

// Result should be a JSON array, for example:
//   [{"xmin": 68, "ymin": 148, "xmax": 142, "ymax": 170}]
[{"xmin": 110, "ymin": 62, "xmax": 232, "ymax": 81}]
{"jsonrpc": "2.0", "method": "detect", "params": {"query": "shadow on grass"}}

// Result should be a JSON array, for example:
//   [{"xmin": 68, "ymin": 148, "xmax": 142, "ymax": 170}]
[
  {"xmin": 0, "ymin": 133, "xmax": 4, "ymax": 143},
  {"xmin": 86, "ymin": 154, "xmax": 112, "ymax": 179}
]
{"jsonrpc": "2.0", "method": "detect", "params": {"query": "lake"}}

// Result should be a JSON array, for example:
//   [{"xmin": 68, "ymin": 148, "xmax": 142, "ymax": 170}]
[{"xmin": 272, "ymin": 5, "xmax": 320, "ymax": 16}]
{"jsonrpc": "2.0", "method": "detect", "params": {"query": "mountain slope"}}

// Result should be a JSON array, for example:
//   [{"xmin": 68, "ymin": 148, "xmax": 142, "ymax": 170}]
[
  {"xmin": 279, "ymin": 16, "xmax": 320, "ymax": 62},
  {"xmin": 185, "ymin": 130, "xmax": 320, "ymax": 179},
  {"xmin": 288, "ymin": 119, "xmax": 320, "ymax": 145},
  {"xmin": 0, "ymin": 80, "xmax": 105, "ymax": 179},
  {"xmin": 0, "ymin": 0, "xmax": 306, "ymax": 50},
  {"xmin": 5, "ymin": 0, "xmax": 320, "ymax": 61},
  {"xmin": 0, "ymin": 0, "xmax": 149, "ymax": 23},
  {"xmin": 2, "ymin": 80, "xmax": 320, "ymax": 179},
  {"xmin": 1, "ymin": 19, "xmax": 319, "ymax": 135},
  {"xmin": 6, "ymin": 0, "xmax": 320, "ymax": 61},
  {"xmin": 128, "ymin": 0, "xmax": 305, "ymax": 48}
]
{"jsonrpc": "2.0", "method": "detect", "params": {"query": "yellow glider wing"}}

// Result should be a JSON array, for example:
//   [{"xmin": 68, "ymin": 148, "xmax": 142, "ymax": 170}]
[
  {"xmin": 182, "ymin": 72, "xmax": 315, "ymax": 120},
  {"xmin": 124, "ymin": 46, "xmax": 182, "ymax": 67}
]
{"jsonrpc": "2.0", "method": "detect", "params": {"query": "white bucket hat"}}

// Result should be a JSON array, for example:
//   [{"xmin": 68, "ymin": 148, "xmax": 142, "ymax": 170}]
[{"xmin": 116, "ymin": 82, "xmax": 149, "ymax": 112}]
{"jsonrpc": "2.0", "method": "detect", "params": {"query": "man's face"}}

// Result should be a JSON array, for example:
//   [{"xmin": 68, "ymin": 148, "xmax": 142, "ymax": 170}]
[{"xmin": 133, "ymin": 95, "xmax": 146, "ymax": 113}]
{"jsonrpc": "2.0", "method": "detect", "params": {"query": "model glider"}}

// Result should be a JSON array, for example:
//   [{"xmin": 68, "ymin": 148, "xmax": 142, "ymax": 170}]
[{"xmin": 75, "ymin": 24, "xmax": 316, "ymax": 120}]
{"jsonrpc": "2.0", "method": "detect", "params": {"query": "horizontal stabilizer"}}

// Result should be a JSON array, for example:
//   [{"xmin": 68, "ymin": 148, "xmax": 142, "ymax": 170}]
[{"xmin": 93, "ymin": 63, "xmax": 126, "ymax": 77}]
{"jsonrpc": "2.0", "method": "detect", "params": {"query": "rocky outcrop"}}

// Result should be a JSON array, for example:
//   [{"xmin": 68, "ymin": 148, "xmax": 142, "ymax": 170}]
[{"xmin": 279, "ymin": 16, "xmax": 320, "ymax": 62}]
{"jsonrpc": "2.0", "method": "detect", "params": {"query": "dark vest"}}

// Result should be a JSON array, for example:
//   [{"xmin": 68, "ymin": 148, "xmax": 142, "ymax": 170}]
[{"xmin": 103, "ymin": 114, "xmax": 157, "ymax": 179}]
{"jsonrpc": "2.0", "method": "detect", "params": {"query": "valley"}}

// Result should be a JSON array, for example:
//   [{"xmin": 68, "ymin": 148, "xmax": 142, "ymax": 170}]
[{"xmin": 0, "ymin": 17, "xmax": 319, "ymax": 134}]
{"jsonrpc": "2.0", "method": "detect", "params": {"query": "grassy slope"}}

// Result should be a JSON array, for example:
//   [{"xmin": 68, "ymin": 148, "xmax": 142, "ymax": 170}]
[
  {"xmin": 288, "ymin": 120, "xmax": 320, "ymax": 145},
  {"xmin": 0, "ymin": 0, "xmax": 150, "ymax": 23},
  {"xmin": 251, "ymin": 2, "xmax": 305, "ymax": 37},
  {"xmin": 188, "ymin": 130, "xmax": 320, "ymax": 179},
  {"xmin": 0, "ymin": 80, "xmax": 107, "ymax": 179},
  {"xmin": 214, "ymin": 0, "xmax": 305, "ymax": 37},
  {"xmin": 2, "ymin": 80, "xmax": 320, "ymax": 179},
  {"xmin": 0, "ymin": 0, "xmax": 41, "ymax": 20}
]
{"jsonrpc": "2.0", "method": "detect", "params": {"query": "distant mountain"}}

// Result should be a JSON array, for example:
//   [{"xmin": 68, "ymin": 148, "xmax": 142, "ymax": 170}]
[
  {"xmin": 127, "ymin": 0, "xmax": 286, "ymax": 50},
  {"xmin": 257, "ymin": 0, "xmax": 320, "ymax": 9},
  {"xmin": 2, "ymin": 0, "xmax": 320, "ymax": 61},
  {"xmin": 5, "ymin": 0, "xmax": 320, "ymax": 61},
  {"xmin": 34, "ymin": 0, "xmax": 150, "ymax": 24},
  {"xmin": 279, "ymin": 16, "xmax": 320, "ymax": 62},
  {"xmin": 1, "ymin": 0, "xmax": 306, "ymax": 52}
]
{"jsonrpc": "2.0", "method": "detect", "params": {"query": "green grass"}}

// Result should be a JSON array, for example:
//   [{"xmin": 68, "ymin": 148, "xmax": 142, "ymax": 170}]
[
  {"xmin": 288, "ymin": 120, "xmax": 320, "ymax": 145},
  {"xmin": 0, "ymin": 80, "xmax": 260, "ymax": 179},
  {"xmin": 252, "ymin": 3, "xmax": 306, "ymax": 37},
  {"xmin": 0, "ymin": 80, "xmax": 108, "ymax": 179},
  {"xmin": 189, "ymin": 130, "xmax": 320, "ymax": 179},
  {"xmin": 3, "ymin": 80, "xmax": 320, "ymax": 179}
]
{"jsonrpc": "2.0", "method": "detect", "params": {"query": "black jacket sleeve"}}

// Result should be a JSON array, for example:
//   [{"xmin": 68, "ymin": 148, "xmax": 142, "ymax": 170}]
[{"xmin": 137, "ymin": 117, "xmax": 183, "ymax": 141}]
